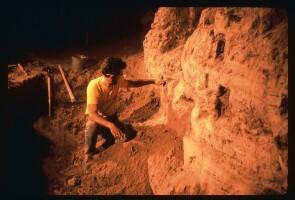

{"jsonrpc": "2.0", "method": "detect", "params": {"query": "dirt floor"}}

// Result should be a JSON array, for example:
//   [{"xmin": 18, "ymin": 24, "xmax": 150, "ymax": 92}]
[{"xmin": 8, "ymin": 33, "xmax": 183, "ymax": 195}]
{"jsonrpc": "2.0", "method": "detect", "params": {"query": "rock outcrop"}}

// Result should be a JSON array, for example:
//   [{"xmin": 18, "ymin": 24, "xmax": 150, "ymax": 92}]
[
  {"xmin": 144, "ymin": 7, "xmax": 288, "ymax": 195},
  {"xmin": 143, "ymin": 7, "xmax": 202, "ymax": 129}
]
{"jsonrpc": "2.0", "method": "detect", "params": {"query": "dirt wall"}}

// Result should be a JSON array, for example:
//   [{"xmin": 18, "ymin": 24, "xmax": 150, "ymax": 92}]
[{"xmin": 143, "ymin": 7, "xmax": 288, "ymax": 194}]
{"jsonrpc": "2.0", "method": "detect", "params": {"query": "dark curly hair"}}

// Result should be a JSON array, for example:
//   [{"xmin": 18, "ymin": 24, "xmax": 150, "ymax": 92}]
[{"xmin": 101, "ymin": 57, "xmax": 126, "ymax": 75}]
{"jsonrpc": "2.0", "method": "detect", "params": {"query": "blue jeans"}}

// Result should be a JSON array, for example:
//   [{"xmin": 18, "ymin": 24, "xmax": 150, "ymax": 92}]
[
  {"xmin": 84, "ymin": 119, "xmax": 106, "ymax": 155},
  {"xmin": 85, "ymin": 115, "xmax": 134, "ymax": 155},
  {"xmin": 84, "ymin": 115, "xmax": 120, "ymax": 155}
]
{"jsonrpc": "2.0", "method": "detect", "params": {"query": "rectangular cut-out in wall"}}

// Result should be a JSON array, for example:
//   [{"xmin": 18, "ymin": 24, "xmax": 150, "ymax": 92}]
[
  {"xmin": 214, "ymin": 33, "xmax": 225, "ymax": 59},
  {"xmin": 215, "ymin": 85, "xmax": 230, "ymax": 117},
  {"xmin": 216, "ymin": 40, "xmax": 225, "ymax": 58},
  {"xmin": 205, "ymin": 73, "xmax": 209, "ymax": 88}
]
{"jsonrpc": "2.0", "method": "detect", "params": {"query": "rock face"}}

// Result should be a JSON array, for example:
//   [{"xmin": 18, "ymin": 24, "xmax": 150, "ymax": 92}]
[
  {"xmin": 144, "ymin": 7, "xmax": 201, "ymax": 78},
  {"xmin": 144, "ymin": 7, "xmax": 288, "ymax": 195},
  {"xmin": 143, "ymin": 7, "xmax": 202, "ymax": 128}
]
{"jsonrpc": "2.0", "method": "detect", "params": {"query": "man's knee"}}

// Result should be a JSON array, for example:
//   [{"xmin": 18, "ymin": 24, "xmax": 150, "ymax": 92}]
[{"xmin": 85, "ymin": 120, "xmax": 97, "ymax": 136}]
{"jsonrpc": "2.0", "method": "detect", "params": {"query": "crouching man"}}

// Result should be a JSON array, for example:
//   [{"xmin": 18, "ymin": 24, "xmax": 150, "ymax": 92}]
[{"xmin": 85, "ymin": 57, "xmax": 163, "ymax": 161}]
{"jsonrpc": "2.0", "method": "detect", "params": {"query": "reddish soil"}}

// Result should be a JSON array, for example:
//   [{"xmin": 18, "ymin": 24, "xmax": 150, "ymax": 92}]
[{"xmin": 8, "ymin": 33, "xmax": 182, "ymax": 195}]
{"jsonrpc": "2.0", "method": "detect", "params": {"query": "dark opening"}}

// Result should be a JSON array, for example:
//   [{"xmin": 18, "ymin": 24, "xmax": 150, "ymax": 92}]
[
  {"xmin": 274, "ymin": 134, "xmax": 288, "ymax": 150},
  {"xmin": 205, "ymin": 16, "xmax": 214, "ymax": 25},
  {"xmin": 205, "ymin": 73, "xmax": 209, "ymax": 88},
  {"xmin": 227, "ymin": 10, "xmax": 241, "ymax": 26},
  {"xmin": 215, "ymin": 85, "xmax": 230, "ymax": 117},
  {"xmin": 6, "ymin": 75, "xmax": 52, "ymax": 195},
  {"xmin": 215, "ymin": 40, "xmax": 225, "ymax": 59},
  {"xmin": 279, "ymin": 94, "xmax": 288, "ymax": 115}
]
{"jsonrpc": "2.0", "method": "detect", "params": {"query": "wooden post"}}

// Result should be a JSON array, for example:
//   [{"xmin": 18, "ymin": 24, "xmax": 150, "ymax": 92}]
[
  {"xmin": 57, "ymin": 64, "xmax": 76, "ymax": 103},
  {"xmin": 47, "ymin": 75, "xmax": 51, "ymax": 117},
  {"xmin": 8, "ymin": 64, "xmax": 17, "ymax": 68},
  {"xmin": 17, "ymin": 63, "xmax": 28, "ymax": 76}
]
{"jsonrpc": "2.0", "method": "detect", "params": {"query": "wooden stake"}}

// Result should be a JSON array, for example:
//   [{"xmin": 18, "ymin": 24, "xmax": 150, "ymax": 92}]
[
  {"xmin": 57, "ymin": 64, "xmax": 76, "ymax": 103},
  {"xmin": 8, "ymin": 64, "xmax": 17, "ymax": 68},
  {"xmin": 47, "ymin": 75, "xmax": 51, "ymax": 117},
  {"xmin": 17, "ymin": 63, "xmax": 28, "ymax": 76}
]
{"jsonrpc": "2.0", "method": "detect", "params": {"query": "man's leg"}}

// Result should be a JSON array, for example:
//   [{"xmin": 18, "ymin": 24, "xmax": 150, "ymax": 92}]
[
  {"xmin": 85, "ymin": 119, "xmax": 106, "ymax": 159},
  {"xmin": 85, "ymin": 119, "xmax": 98, "ymax": 158}
]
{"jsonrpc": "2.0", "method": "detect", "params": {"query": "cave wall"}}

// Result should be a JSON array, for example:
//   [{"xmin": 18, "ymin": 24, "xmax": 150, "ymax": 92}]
[
  {"xmin": 144, "ymin": 7, "xmax": 288, "ymax": 195},
  {"xmin": 143, "ymin": 7, "xmax": 202, "ymax": 129}
]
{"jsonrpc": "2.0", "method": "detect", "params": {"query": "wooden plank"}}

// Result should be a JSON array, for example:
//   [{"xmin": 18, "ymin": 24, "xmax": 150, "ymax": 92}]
[
  {"xmin": 47, "ymin": 76, "xmax": 52, "ymax": 117},
  {"xmin": 17, "ymin": 63, "xmax": 28, "ymax": 76},
  {"xmin": 57, "ymin": 64, "xmax": 76, "ymax": 103}
]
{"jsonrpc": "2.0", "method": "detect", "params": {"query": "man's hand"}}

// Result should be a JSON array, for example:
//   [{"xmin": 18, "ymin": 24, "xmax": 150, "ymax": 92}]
[
  {"xmin": 109, "ymin": 124, "xmax": 125, "ymax": 141},
  {"xmin": 88, "ymin": 104, "xmax": 125, "ymax": 142},
  {"xmin": 154, "ymin": 77, "xmax": 166, "ymax": 86}
]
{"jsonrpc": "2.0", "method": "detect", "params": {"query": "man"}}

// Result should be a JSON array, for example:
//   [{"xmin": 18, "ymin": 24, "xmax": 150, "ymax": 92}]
[{"xmin": 85, "ymin": 57, "xmax": 163, "ymax": 161}]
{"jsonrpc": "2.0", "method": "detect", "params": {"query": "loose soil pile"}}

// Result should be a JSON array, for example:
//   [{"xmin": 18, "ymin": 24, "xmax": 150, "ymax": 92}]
[{"xmin": 8, "ymin": 33, "xmax": 182, "ymax": 195}]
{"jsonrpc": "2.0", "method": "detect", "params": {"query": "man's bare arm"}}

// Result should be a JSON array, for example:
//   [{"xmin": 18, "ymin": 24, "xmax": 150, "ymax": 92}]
[
  {"xmin": 127, "ymin": 79, "xmax": 166, "ymax": 88},
  {"xmin": 87, "ymin": 104, "xmax": 123, "ymax": 138}
]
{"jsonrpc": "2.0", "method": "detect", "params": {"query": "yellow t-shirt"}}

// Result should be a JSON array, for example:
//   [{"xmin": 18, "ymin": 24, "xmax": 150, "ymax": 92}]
[{"xmin": 85, "ymin": 75, "xmax": 128, "ymax": 116}]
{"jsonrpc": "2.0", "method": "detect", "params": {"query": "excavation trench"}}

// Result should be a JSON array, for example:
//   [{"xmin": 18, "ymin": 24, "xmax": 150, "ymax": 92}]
[{"xmin": 7, "ymin": 74, "xmax": 52, "ymax": 195}]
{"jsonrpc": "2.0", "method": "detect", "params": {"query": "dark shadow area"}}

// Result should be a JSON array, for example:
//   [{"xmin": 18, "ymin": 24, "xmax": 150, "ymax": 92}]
[
  {"xmin": 8, "ymin": 2, "xmax": 157, "ymax": 64},
  {"xmin": 127, "ymin": 97, "xmax": 160, "ymax": 123},
  {"xmin": 215, "ymin": 85, "xmax": 230, "ymax": 118},
  {"xmin": 279, "ymin": 94, "xmax": 288, "ymax": 115},
  {"xmin": 100, "ymin": 115, "xmax": 137, "ymax": 150},
  {"xmin": 6, "ymin": 75, "xmax": 52, "ymax": 196},
  {"xmin": 215, "ymin": 39, "xmax": 225, "ymax": 59},
  {"xmin": 111, "ymin": 115, "xmax": 137, "ymax": 142}
]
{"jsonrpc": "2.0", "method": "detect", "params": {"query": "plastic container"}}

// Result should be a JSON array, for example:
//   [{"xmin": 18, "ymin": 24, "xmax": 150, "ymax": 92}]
[{"xmin": 72, "ymin": 54, "xmax": 87, "ymax": 72}]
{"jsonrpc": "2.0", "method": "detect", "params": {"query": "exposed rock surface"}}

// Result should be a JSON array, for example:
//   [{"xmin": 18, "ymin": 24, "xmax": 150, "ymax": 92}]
[
  {"xmin": 143, "ymin": 7, "xmax": 202, "ymax": 129},
  {"xmin": 144, "ymin": 7, "xmax": 288, "ymax": 195}
]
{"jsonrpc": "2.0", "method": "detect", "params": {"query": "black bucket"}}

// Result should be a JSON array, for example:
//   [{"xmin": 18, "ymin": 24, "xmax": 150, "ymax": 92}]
[{"xmin": 72, "ymin": 55, "xmax": 87, "ymax": 72}]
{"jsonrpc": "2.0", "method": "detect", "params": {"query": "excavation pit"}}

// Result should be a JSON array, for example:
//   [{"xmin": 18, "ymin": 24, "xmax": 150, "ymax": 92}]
[{"xmin": 7, "ymin": 74, "xmax": 52, "ymax": 195}]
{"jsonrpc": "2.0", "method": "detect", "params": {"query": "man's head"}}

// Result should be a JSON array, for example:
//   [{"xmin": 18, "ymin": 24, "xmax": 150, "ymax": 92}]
[
  {"xmin": 101, "ymin": 57, "xmax": 126, "ymax": 76},
  {"xmin": 101, "ymin": 57, "xmax": 126, "ymax": 84},
  {"xmin": 100, "ymin": 57, "xmax": 126, "ymax": 85}
]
